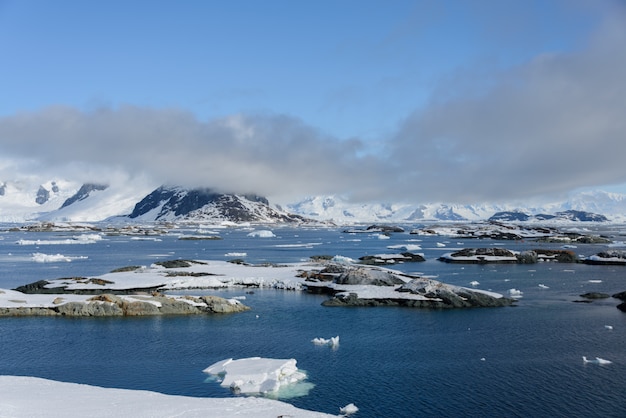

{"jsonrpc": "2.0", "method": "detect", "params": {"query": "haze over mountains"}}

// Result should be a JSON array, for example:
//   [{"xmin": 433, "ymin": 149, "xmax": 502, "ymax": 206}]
[{"xmin": 0, "ymin": 178, "xmax": 625, "ymax": 224}]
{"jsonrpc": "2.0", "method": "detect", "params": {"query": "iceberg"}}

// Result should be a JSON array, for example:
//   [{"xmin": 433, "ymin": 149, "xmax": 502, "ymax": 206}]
[
  {"xmin": 203, "ymin": 357, "xmax": 309, "ymax": 395},
  {"xmin": 312, "ymin": 336, "xmax": 340, "ymax": 349},
  {"xmin": 340, "ymin": 403, "xmax": 359, "ymax": 415},
  {"xmin": 582, "ymin": 356, "xmax": 612, "ymax": 365},
  {"xmin": 247, "ymin": 230, "xmax": 276, "ymax": 238}
]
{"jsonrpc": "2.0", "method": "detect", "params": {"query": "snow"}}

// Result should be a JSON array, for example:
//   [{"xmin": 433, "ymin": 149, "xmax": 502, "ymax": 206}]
[
  {"xmin": 0, "ymin": 376, "xmax": 335, "ymax": 418},
  {"xmin": 508, "ymin": 288, "xmax": 523, "ymax": 298},
  {"xmin": 203, "ymin": 357, "xmax": 309, "ymax": 395}
]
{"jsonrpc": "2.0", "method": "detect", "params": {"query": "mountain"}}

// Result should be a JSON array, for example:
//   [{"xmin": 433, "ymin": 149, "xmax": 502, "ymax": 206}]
[
  {"xmin": 60, "ymin": 183, "xmax": 108, "ymax": 208},
  {"xmin": 128, "ymin": 186, "xmax": 312, "ymax": 223},
  {"xmin": 488, "ymin": 209, "xmax": 608, "ymax": 223},
  {"xmin": 283, "ymin": 193, "xmax": 626, "ymax": 224},
  {"xmin": 1, "ymin": 178, "xmax": 625, "ymax": 224}
]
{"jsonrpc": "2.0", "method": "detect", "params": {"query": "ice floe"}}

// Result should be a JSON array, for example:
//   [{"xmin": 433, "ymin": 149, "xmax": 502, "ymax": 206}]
[
  {"xmin": 340, "ymin": 403, "xmax": 359, "ymax": 415},
  {"xmin": 582, "ymin": 356, "xmax": 612, "ymax": 365},
  {"xmin": 16, "ymin": 233, "xmax": 104, "ymax": 245},
  {"xmin": 203, "ymin": 357, "xmax": 310, "ymax": 396},
  {"xmin": 247, "ymin": 230, "xmax": 276, "ymax": 238},
  {"xmin": 31, "ymin": 252, "xmax": 88, "ymax": 263},
  {"xmin": 312, "ymin": 336, "xmax": 340, "ymax": 349},
  {"xmin": 508, "ymin": 288, "xmax": 523, "ymax": 298}
]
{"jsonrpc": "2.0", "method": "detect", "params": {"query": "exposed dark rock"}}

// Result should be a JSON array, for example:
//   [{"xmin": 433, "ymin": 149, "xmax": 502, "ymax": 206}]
[
  {"xmin": 617, "ymin": 302, "xmax": 626, "ymax": 312},
  {"xmin": 555, "ymin": 210, "xmax": 608, "ymax": 222},
  {"xmin": 129, "ymin": 185, "xmax": 311, "ymax": 223},
  {"xmin": 579, "ymin": 292, "xmax": 610, "ymax": 299},
  {"xmin": 61, "ymin": 183, "xmax": 108, "ymax": 208},
  {"xmin": 358, "ymin": 252, "xmax": 426, "ymax": 265},
  {"xmin": 583, "ymin": 250, "xmax": 626, "ymax": 265},
  {"xmin": 439, "ymin": 248, "xmax": 518, "ymax": 264},
  {"xmin": 333, "ymin": 267, "xmax": 405, "ymax": 286},
  {"xmin": 0, "ymin": 293, "xmax": 250, "ymax": 317},
  {"xmin": 366, "ymin": 225, "xmax": 405, "ymax": 233},
  {"xmin": 533, "ymin": 249, "xmax": 579, "ymax": 263},
  {"xmin": 489, "ymin": 211, "xmax": 531, "ymax": 222},
  {"xmin": 309, "ymin": 263, "xmax": 514, "ymax": 309},
  {"xmin": 612, "ymin": 291, "xmax": 626, "ymax": 301},
  {"xmin": 35, "ymin": 186, "xmax": 50, "ymax": 205},
  {"xmin": 13, "ymin": 279, "xmax": 164, "ymax": 295}
]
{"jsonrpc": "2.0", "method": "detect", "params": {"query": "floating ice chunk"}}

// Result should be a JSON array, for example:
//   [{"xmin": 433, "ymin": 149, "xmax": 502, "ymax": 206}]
[
  {"xmin": 538, "ymin": 284, "xmax": 549, "ymax": 289},
  {"xmin": 340, "ymin": 403, "xmax": 359, "ymax": 415},
  {"xmin": 588, "ymin": 280, "xmax": 602, "ymax": 283},
  {"xmin": 332, "ymin": 255, "xmax": 354, "ymax": 264},
  {"xmin": 387, "ymin": 244, "xmax": 422, "ymax": 251},
  {"xmin": 312, "ymin": 336, "xmax": 339, "ymax": 349},
  {"xmin": 203, "ymin": 357, "xmax": 308, "ymax": 395},
  {"xmin": 247, "ymin": 230, "xmax": 276, "ymax": 238},
  {"xmin": 508, "ymin": 288, "xmax": 523, "ymax": 298},
  {"xmin": 605, "ymin": 325, "xmax": 613, "ymax": 330},
  {"xmin": 225, "ymin": 252, "xmax": 247, "ymax": 257},
  {"xmin": 374, "ymin": 233, "xmax": 390, "ymax": 240},
  {"xmin": 469, "ymin": 281, "xmax": 480, "ymax": 286},
  {"xmin": 582, "ymin": 356, "xmax": 612, "ymax": 365},
  {"xmin": 31, "ymin": 253, "xmax": 88, "ymax": 263},
  {"xmin": 436, "ymin": 242, "xmax": 446, "ymax": 247}
]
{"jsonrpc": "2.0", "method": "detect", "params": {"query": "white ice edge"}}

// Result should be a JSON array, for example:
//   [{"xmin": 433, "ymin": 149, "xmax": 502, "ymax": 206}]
[{"xmin": 0, "ymin": 375, "xmax": 337, "ymax": 418}]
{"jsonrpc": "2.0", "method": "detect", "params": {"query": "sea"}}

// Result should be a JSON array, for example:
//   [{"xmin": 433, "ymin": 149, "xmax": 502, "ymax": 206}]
[{"xmin": 0, "ymin": 223, "xmax": 625, "ymax": 418}]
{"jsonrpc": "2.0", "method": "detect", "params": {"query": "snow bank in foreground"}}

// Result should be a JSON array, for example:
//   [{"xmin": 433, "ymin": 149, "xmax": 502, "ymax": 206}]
[
  {"xmin": 203, "ymin": 357, "xmax": 309, "ymax": 396},
  {"xmin": 0, "ymin": 376, "xmax": 335, "ymax": 418}
]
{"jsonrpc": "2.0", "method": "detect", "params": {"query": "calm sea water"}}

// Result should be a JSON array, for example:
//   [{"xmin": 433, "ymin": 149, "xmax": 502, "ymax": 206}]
[{"xmin": 1, "ymin": 224, "xmax": 625, "ymax": 417}]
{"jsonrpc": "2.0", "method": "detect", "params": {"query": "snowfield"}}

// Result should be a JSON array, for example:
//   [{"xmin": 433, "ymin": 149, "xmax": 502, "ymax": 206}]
[{"xmin": 0, "ymin": 376, "xmax": 337, "ymax": 418}]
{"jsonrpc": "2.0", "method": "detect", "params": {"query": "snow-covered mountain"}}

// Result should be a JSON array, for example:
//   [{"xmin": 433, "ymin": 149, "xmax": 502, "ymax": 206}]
[
  {"xmin": 1, "ymin": 178, "xmax": 625, "ymax": 224},
  {"xmin": 128, "ymin": 186, "xmax": 312, "ymax": 224},
  {"xmin": 283, "ymin": 193, "xmax": 626, "ymax": 224}
]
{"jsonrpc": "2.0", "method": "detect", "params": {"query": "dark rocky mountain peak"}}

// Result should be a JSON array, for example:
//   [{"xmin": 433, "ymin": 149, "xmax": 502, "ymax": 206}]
[
  {"xmin": 128, "ymin": 186, "xmax": 310, "ymax": 223},
  {"xmin": 61, "ymin": 183, "xmax": 108, "ymax": 209}
]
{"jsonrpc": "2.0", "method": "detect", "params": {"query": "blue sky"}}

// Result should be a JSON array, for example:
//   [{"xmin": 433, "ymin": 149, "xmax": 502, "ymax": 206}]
[{"xmin": 1, "ymin": 0, "xmax": 625, "ymax": 204}]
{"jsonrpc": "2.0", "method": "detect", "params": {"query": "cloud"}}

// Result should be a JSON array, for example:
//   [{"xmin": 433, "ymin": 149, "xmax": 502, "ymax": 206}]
[
  {"xmin": 387, "ymin": 10, "xmax": 626, "ymax": 203},
  {"xmin": 0, "ymin": 106, "xmax": 391, "ymax": 202}
]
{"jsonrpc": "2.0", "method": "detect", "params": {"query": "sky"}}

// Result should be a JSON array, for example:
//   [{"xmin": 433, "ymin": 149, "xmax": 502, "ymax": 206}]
[{"xmin": 1, "ymin": 0, "xmax": 625, "ymax": 205}]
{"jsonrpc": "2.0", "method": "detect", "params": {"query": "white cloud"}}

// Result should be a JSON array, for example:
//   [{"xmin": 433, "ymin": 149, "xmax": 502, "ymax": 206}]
[{"xmin": 386, "ymin": 10, "xmax": 626, "ymax": 203}]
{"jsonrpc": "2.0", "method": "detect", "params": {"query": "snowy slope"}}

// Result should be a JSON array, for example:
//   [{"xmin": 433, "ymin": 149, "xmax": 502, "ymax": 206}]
[{"xmin": 1, "ymin": 178, "xmax": 625, "ymax": 224}]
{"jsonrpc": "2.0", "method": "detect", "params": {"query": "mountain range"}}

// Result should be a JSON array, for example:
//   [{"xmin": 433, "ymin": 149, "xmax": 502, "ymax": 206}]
[{"xmin": 0, "ymin": 178, "xmax": 625, "ymax": 224}]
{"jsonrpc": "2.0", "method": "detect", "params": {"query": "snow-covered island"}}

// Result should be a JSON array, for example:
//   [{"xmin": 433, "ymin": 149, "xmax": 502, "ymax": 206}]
[{"xmin": 1, "ymin": 257, "xmax": 515, "ymax": 316}]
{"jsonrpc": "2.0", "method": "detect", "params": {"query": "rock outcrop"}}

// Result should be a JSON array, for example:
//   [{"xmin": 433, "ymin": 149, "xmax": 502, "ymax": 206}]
[
  {"xmin": 0, "ymin": 293, "xmax": 250, "ymax": 317},
  {"xmin": 304, "ymin": 263, "xmax": 515, "ymax": 309}
]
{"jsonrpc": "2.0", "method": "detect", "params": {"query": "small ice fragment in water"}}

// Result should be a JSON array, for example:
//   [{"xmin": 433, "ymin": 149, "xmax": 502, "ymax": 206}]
[{"xmin": 340, "ymin": 403, "xmax": 359, "ymax": 415}]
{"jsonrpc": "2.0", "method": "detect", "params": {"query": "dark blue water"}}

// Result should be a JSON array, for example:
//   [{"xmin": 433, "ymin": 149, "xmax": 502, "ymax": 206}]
[{"xmin": 1, "ymin": 225, "xmax": 625, "ymax": 417}]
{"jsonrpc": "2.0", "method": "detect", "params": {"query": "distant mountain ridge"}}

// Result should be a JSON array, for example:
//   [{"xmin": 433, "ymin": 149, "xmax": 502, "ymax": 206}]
[{"xmin": 0, "ymin": 178, "xmax": 625, "ymax": 223}]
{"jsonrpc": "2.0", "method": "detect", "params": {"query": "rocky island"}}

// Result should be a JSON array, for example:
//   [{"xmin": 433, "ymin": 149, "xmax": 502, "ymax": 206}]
[{"xmin": 1, "ymin": 256, "xmax": 516, "ymax": 316}]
